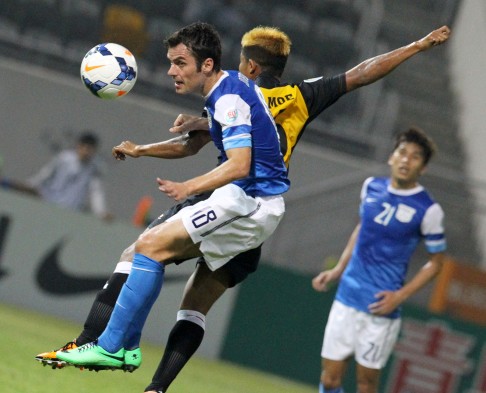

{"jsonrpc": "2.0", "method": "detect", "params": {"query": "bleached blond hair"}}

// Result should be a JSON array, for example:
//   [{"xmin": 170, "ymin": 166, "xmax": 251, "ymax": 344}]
[
  {"xmin": 240, "ymin": 26, "xmax": 291, "ymax": 77},
  {"xmin": 241, "ymin": 26, "xmax": 291, "ymax": 57}
]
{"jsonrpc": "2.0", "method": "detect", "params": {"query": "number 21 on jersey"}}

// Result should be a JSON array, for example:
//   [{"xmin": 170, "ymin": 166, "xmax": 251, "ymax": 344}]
[{"xmin": 374, "ymin": 202, "xmax": 396, "ymax": 226}]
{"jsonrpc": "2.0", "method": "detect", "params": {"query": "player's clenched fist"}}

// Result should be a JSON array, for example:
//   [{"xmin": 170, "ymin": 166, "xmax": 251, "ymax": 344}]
[{"xmin": 416, "ymin": 25, "xmax": 451, "ymax": 50}]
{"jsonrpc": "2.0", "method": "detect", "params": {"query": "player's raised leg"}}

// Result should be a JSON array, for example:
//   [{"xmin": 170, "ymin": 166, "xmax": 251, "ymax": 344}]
[
  {"xmin": 57, "ymin": 219, "xmax": 199, "ymax": 369},
  {"xmin": 35, "ymin": 244, "xmax": 134, "ymax": 368}
]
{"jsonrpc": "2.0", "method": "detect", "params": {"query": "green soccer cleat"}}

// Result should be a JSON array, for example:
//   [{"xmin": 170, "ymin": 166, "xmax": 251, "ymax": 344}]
[
  {"xmin": 123, "ymin": 348, "xmax": 142, "ymax": 372},
  {"xmin": 56, "ymin": 341, "xmax": 124, "ymax": 369}
]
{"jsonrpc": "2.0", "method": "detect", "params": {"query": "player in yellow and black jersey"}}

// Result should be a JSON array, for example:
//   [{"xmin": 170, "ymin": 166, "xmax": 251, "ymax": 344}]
[
  {"xmin": 239, "ymin": 26, "xmax": 449, "ymax": 168},
  {"xmin": 259, "ymin": 73, "xmax": 346, "ymax": 165},
  {"xmin": 35, "ymin": 24, "xmax": 450, "ymax": 393}
]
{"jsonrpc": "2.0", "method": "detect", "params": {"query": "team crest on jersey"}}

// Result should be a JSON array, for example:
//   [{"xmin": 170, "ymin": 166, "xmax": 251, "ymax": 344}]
[
  {"xmin": 225, "ymin": 108, "xmax": 239, "ymax": 123},
  {"xmin": 395, "ymin": 203, "xmax": 416, "ymax": 223}
]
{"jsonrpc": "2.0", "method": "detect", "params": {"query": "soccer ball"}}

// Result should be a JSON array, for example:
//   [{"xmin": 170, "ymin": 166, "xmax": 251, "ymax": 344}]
[{"xmin": 80, "ymin": 43, "xmax": 138, "ymax": 99}]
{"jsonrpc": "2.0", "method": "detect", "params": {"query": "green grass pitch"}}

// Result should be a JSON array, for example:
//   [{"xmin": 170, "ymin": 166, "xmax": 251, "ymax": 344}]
[{"xmin": 1, "ymin": 302, "xmax": 316, "ymax": 393}]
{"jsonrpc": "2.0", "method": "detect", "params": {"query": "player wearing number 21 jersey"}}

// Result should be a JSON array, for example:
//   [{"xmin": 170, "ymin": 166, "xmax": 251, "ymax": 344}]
[
  {"xmin": 313, "ymin": 127, "xmax": 447, "ymax": 393},
  {"xmin": 337, "ymin": 176, "xmax": 446, "ymax": 319}
]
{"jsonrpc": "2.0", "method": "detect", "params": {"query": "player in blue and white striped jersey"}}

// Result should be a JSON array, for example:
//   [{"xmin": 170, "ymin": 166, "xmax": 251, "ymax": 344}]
[{"xmin": 312, "ymin": 127, "xmax": 446, "ymax": 393}]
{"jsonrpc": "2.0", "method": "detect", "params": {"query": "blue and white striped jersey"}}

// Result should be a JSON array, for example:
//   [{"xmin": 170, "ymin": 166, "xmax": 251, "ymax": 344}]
[
  {"xmin": 204, "ymin": 71, "xmax": 290, "ymax": 197},
  {"xmin": 336, "ymin": 176, "xmax": 447, "ymax": 318}
]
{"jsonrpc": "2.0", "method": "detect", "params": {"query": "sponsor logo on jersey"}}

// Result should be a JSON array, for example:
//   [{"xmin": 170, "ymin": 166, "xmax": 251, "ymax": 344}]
[
  {"xmin": 225, "ymin": 108, "xmax": 239, "ymax": 123},
  {"xmin": 267, "ymin": 93, "xmax": 294, "ymax": 109}
]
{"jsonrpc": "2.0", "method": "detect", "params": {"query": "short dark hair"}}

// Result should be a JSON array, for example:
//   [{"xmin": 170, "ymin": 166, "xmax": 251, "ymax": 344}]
[
  {"xmin": 78, "ymin": 131, "xmax": 99, "ymax": 147},
  {"xmin": 164, "ymin": 22, "xmax": 222, "ymax": 72},
  {"xmin": 393, "ymin": 126, "xmax": 436, "ymax": 165}
]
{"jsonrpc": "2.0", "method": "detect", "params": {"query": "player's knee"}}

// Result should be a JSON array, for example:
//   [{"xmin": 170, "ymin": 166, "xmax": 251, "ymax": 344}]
[
  {"xmin": 134, "ymin": 230, "xmax": 163, "ymax": 256},
  {"xmin": 356, "ymin": 363, "xmax": 381, "ymax": 393},
  {"xmin": 356, "ymin": 375, "xmax": 379, "ymax": 393},
  {"xmin": 134, "ymin": 231, "xmax": 175, "ymax": 263},
  {"xmin": 322, "ymin": 370, "xmax": 342, "ymax": 390},
  {"xmin": 134, "ymin": 232, "xmax": 150, "ymax": 254},
  {"xmin": 119, "ymin": 243, "xmax": 135, "ymax": 262}
]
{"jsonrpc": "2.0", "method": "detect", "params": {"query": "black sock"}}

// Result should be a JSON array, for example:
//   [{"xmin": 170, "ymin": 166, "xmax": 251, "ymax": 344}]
[
  {"xmin": 76, "ymin": 272, "xmax": 128, "ymax": 345},
  {"xmin": 145, "ymin": 320, "xmax": 205, "ymax": 392}
]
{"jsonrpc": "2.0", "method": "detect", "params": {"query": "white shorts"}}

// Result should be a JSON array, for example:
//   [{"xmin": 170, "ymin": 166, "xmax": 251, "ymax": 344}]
[
  {"xmin": 167, "ymin": 184, "xmax": 285, "ymax": 271},
  {"xmin": 321, "ymin": 300, "xmax": 401, "ymax": 369}
]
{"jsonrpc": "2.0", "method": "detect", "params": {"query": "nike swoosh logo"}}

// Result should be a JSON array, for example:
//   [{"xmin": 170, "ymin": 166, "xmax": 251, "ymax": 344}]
[
  {"xmin": 84, "ymin": 63, "xmax": 105, "ymax": 72},
  {"xmin": 36, "ymin": 238, "xmax": 108, "ymax": 294},
  {"xmin": 101, "ymin": 352, "xmax": 124, "ymax": 362},
  {"xmin": 36, "ymin": 238, "xmax": 188, "ymax": 295}
]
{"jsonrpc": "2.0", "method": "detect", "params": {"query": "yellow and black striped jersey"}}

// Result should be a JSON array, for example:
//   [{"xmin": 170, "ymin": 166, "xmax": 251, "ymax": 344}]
[{"xmin": 257, "ymin": 72, "xmax": 347, "ymax": 167}]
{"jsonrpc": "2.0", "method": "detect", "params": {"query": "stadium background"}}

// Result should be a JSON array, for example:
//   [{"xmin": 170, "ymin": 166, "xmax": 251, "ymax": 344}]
[{"xmin": 0, "ymin": 0, "xmax": 485, "ymax": 391}]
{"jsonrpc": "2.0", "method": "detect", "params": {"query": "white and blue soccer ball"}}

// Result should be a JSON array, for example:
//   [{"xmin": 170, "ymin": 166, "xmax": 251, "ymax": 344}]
[{"xmin": 80, "ymin": 43, "xmax": 138, "ymax": 99}]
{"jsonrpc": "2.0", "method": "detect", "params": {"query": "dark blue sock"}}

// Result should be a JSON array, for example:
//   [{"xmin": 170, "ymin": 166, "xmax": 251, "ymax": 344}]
[
  {"xmin": 98, "ymin": 253, "xmax": 164, "ymax": 353},
  {"xmin": 320, "ymin": 383, "xmax": 344, "ymax": 393},
  {"xmin": 319, "ymin": 382, "xmax": 344, "ymax": 393}
]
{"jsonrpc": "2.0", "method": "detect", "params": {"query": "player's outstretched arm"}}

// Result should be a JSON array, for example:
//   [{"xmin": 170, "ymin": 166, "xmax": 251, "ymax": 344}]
[
  {"xmin": 0, "ymin": 178, "xmax": 39, "ymax": 196},
  {"xmin": 345, "ymin": 25, "xmax": 451, "ymax": 92},
  {"xmin": 112, "ymin": 130, "xmax": 212, "ymax": 160}
]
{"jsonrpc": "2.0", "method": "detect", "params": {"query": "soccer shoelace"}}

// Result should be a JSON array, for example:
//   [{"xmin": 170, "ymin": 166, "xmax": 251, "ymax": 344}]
[
  {"xmin": 75, "ymin": 341, "xmax": 98, "ymax": 353},
  {"xmin": 57, "ymin": 340, "xmax": 77, "ymax": 352}
]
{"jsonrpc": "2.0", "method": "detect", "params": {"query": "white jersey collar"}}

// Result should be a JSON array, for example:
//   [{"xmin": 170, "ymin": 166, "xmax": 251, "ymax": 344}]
[
  {"xmin": 205, "ymin": 71, "xmax": 229, "ymax": 100},
  {"xmin": 387, "ymin": 182, "xmax": 424, "ymax": 196}
]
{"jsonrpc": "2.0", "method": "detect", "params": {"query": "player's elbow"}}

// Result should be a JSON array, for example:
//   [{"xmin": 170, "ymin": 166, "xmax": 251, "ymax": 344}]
[
  {"xmin": 425, "ymin": 253, "xmax": 446, "ymax": 276},
  {"xmin": 184, "ymin": 131, "xmax": 211, "ymax": 156},
  {"xmin": 229, "ymin": 156, "xmax": 251, "ymax": 179},
  {"xmin": 184, "ymin": 144, "xmax": 200, "ymax": 156},
  {"xmin": 233, "ymin": 163, "xmax": 251, "ymax": 179},
  {"xmin": 226, "ymin": 147, "xmax": 251, "ymax": 179}
]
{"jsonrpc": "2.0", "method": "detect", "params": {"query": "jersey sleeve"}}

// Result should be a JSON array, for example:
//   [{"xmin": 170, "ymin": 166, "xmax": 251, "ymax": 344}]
[
  {"xmin": 296, "ymin": 74, "xmax": 347, "ymax": 122},
  {"xmin": 421, "ymin": 203, "xmax": 447, "ymax": 253},
  {"xmin": 360, "ymin": 177, "xmax": 375, "ymax": 201},
  {"xmin": 213, "ymin": 94, "xmax": 252, "ymax": 150},
  {"xmin": 358, "ymin": 177, "xmax": 375, "ymax": 217}
]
